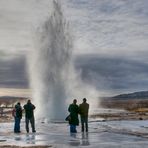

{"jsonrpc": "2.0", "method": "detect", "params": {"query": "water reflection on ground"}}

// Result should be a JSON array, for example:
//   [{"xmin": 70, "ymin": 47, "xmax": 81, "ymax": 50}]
[
  {"xmin": 69, "ymin": 132, "xmax": 90, "ymax": 146},
  {"xmin": 25, "ymin": 134, "xmax": 36, "ymax": 144},
  {"xmin": 81, "ymin": 132, "xmax": 90, "ymax": 146}
]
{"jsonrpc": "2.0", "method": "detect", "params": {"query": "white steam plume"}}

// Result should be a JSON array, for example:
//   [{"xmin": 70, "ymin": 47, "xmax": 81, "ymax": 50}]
[{"xmin": 28, "ymin": 0, "xmax": 99, "ymax": 121}]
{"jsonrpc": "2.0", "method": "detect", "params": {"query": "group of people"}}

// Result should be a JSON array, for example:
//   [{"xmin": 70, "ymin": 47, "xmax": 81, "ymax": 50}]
[
  {"xmin": 13, "ymin": 98, "xmax": 89, "ymax": 134},
  {"xmin": 12, "ymin": 100, "xmax": 36, "ymax": 133},
  {"xmin": 68, "ymin": 98, "xmax": 89, "ymax": 133}
]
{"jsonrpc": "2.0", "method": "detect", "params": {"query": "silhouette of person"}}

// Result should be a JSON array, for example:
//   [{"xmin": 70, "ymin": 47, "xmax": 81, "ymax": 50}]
[
  {"xmin": 68, "ymin": 99, "xmax": 79, "ymax": 133},
  {"xmin": 79, "ymin": 98, "xmax": 89, "ymax": 132},
  {"xmin": 13, "ymin": 102, "xmax": 22, "ymax": 133},
  {"xmin": 24, "ymin": 100, "xmax": 36, "ymax": 133}
]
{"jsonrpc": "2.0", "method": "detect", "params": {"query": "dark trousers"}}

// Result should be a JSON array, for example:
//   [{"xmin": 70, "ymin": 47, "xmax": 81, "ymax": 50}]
[
  {"xmin": 14, "ymin": 117, "xmax": 21, "ymax": 133},
  {"xmin": 70, "ymin": 124, "xmax": 77, "ymax": 133},
  {"xmin": 81, "ymin": 116, "xmax": 88, "ymax": 132},
  {"xmin": 25, "ymin": 117, "xmax": 35, "ymax": 133}
]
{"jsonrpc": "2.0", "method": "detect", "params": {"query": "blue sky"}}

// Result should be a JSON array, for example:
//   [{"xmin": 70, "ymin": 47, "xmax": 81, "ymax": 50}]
[{"xmin": 0, "ymin": 0, "xmax": 148, "ymax": 96}]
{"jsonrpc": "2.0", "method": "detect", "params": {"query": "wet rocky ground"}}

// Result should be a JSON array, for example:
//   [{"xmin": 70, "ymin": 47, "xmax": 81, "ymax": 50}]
[
  {"xmin": 0, "ymin": 120, "xmax": 148, "ymax": 147},
  {"xmin": 1, "ymin": 109, "xmax": 148, "ymax": 148}
]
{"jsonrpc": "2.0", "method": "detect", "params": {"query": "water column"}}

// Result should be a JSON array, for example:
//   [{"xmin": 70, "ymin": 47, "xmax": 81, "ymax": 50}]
[{"xmin": 29, "ymin": 0, "xmax": 73, "ymax": 121}]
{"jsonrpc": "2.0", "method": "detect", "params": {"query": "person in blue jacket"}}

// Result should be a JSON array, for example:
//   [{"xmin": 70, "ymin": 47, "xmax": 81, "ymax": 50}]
[{"xmin": 13, "ymin": 102, "xmax": 22, "ymax": 133}]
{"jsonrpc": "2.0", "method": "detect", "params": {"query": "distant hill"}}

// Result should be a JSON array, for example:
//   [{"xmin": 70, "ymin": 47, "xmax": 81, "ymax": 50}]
[
  {"xmin": 111, "ymin": 91, "xmax": 148, "ymax": 100},
  {"xmin": 100, "ymin": 91, "xmax": 148, "ymax": 110}
]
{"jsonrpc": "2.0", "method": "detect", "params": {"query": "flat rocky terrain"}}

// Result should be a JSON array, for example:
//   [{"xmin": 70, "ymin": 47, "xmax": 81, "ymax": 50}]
[{"xmin": 1, "ymin": 108, "xmax": 148, "ymax": 148}]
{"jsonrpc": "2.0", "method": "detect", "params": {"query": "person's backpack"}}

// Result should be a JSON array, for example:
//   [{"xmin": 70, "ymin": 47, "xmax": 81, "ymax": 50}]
[
  {"xmin": 65, "ymin": 115, "xmax": 71, "ymax": 121},
  {"xmin": 17, "ymin": 108, "xmax": 22, "ymax": 118},
  {"xmin": 12, "ymin": 108, "xmax": 16, "ymax": 117}
]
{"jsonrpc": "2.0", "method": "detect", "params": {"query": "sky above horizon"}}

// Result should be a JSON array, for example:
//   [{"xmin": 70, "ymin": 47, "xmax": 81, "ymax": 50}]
[
  {"xmin": 0, "ymin": 0, "xmax": 148, "ymax": 57},
  {"xmin": 0, "ymin": 0, "xmax": 148, "ymax": 96}
]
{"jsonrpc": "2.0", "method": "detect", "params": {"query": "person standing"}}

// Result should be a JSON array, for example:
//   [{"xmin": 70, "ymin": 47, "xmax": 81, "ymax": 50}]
[
  {"xmin": 24, "ymin": 100, "xmax": 36, "ymax": 133},
  {"xmin": 13, "ymin": 102, "xmax": 22, "ymax": 133},
  {"xmin": 79, "ymin": 98, "xmax": 89, "ymax": 132},
  {"xmin": 68, "ymin": 99, "xmax": 79, "ymax": 133}
]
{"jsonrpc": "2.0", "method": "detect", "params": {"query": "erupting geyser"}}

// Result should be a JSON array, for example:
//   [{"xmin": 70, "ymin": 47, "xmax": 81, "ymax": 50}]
[
  {"xmin": 29, "ymin": 0, "xmax": 73, "ymax": 121},
  {"xmin": 28, "ymin": 0, "xmax": 98, "ymax": 121}
]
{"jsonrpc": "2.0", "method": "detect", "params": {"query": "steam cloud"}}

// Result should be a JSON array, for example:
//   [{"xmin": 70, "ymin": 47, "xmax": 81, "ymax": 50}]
[{"xmin": 28, "ymin": 0, "xmax": 98, "ymax": 121}]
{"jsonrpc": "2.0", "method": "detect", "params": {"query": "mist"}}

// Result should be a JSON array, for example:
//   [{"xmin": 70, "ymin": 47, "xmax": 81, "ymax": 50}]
[{"xmin": 28, "ymin": 0, "xmax": 98, "ymax": 121}]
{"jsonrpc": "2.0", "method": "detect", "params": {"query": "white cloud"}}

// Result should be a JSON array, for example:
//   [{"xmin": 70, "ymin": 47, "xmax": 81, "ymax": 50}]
[
  {"xmin": 0, "ymin": 0, "xmax": 51, "ymax": 53},
  {"xmin": 63, "ymin": 0, "xmax": 148, "ymax": 58},
  {"xmin": 0, "ymin": 0, "xmax": 148, "ymax": 94},
  {"xmin": 0, "ymin": 0, "xmax": 148, "ymax": 59}
]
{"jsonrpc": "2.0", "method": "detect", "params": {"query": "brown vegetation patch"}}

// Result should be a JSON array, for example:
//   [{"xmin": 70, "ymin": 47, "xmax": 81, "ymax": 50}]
[{"xmin": 0, "ymin": 145, "xmax": 53, "ymax": 148}]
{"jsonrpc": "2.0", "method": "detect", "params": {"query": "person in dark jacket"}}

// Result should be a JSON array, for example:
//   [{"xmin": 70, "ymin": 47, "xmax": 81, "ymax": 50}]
[
  {"xmin": 68, "ymin": 99, "xmax": 79, "ymax": 133},
  {"xmin": 24, "ymin": 100, "xmax": 36, "ymax": 133},
  {"xmin": 13, "ymin": 102, "xmax": 22, "ymax": 133},
  {"xmin": 79, "ymin": 98, "xmax": 89, "ymax": 132}
]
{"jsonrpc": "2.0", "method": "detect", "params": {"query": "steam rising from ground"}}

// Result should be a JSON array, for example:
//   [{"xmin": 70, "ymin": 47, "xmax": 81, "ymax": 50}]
[{"xmin": 28, "ymin": 0, "xmax": 98, "ymax": 121}]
